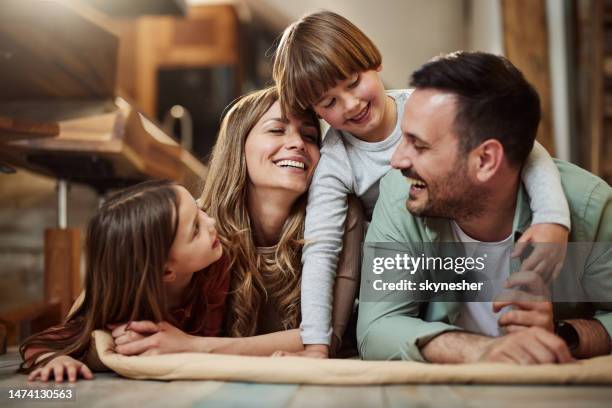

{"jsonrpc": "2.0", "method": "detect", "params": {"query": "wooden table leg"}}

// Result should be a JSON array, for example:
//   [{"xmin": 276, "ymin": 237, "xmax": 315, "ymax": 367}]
[
  {"xmin": 0, "ymin": 323, "xmax": 6, "ymax": 354},
  {"xmin": 44, "ymin": 228, "xmax": 81, "ymax": 319}
]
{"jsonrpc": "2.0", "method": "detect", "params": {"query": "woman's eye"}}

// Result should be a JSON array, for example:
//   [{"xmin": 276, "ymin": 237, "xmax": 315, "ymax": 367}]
[
  {"xmin": 270, "ymin": 128, "xmax": 284, "ymax": 134},
  {"xmin": 193, "ymin": 222, "xmax": 200, "ymax": 237},
  {"xmin": 349, "ymin": 75, "xmax": 360, "ymax": 88},
  {"xmin": 323, "ymin": 99, "xmax": 335, "ymax": 109},
  {"xmin": 303, "ymin": 133, "xmax": 318, "ymax": 143}
]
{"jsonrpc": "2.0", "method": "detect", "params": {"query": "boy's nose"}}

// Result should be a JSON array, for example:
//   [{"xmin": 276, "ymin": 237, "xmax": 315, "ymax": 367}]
[{"xmin": 344, "ymin": 94, "xmax": 360, "ymax": 116}]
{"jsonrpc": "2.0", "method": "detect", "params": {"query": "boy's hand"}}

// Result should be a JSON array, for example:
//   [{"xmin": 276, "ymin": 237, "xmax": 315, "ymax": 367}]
[
  {"xmin": 272, "ymin": 344, "xmax": 329, "ymax": 358},
  {"xmin": 28, "ymin": 355, "xmax": 93, "ymax": 383},
  {"xmin": 512, "ymin": 223, "xmax": 568, "ymax": 283}
]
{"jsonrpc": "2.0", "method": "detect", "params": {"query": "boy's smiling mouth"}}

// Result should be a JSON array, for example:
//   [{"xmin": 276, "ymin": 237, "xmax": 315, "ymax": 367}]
[{"xmin": 347, "ymin": 102, "xmax": 371, "ymax": 124}]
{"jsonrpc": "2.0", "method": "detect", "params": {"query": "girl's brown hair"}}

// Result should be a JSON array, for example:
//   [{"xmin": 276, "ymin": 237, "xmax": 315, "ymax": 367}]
[
  {"xmin": 19, "ymin": 180, "xmax": 210, "ymax": 372},
  {"xmin": 200, "ymin": 86, "xmax": 320, "ymax": 337},
  {"xmin": 273, "ymin": 10, "xmax": 382, "ymax": 116}
]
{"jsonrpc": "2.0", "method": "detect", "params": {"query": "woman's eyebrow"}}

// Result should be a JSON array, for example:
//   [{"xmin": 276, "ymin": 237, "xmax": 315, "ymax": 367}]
[
  {"xmin": 263, "ymin": 117, "xmax": 288, "ymax": 125},
  {"xmin": 189, "ymin": 209, "xmax": 198, "ymax": 239}
]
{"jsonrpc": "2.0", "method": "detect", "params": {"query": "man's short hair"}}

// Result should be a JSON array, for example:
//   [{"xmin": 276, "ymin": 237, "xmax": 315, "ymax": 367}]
[{"xmin": 410, "ymin": 51, "xmax": 541, "ymax": 167}]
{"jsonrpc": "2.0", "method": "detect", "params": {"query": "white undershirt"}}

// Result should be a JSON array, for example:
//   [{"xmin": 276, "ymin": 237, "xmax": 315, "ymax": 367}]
[{"xmin": 451, "ymin": 221, "xmax": 514, "ymax": 337}]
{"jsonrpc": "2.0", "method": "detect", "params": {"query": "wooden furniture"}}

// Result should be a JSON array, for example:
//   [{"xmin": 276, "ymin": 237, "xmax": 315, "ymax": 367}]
[
  {"xmin": 575, "ymin": 0, "xmax": 612, "ymax": 184},
  {"xmin": 114, "ymin": 4, "xmax": 240, "ymax": 120},
  {"xmin": 501, "ymin": 0, "xmax": 556, "ymax": 155},
  {"xmin": 0, "ymin": 0, "xmax": 207, "ymax": 351}
]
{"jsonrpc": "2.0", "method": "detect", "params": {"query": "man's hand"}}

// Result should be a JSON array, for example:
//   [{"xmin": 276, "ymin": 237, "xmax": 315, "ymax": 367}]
[
  {"xmin": 478, "ymin": 327, "xmax": 574, "ymax": 364},
  {"xmin": 272, "ymin": 344, "xmax": 329, "ymax": 358},
  {"xmin": 28, "ymin": 355, "xmax": 93, "ymax": 383},
  {"xmin": 111, "ymin": 321, "xmax": 196, "ymax": 356},
  {"xmin": 513, "ymin": 223, "xmax": 568, "ymax": 283}
]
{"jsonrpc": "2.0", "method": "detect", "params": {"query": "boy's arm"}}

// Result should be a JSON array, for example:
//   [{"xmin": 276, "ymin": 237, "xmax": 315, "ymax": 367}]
[
  {"xmin": 521, "ymin": 141, "xmax": 571, "ymax": 229},
  {"xmin": 301, "ymin": 142, "xmax": 354, "ymax": 348}
]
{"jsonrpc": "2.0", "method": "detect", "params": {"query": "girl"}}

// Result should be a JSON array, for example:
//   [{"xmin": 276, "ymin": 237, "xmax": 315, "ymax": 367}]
[{"xmin": 21, "ymin": 180, "xmax": 226, "ymax": 382}]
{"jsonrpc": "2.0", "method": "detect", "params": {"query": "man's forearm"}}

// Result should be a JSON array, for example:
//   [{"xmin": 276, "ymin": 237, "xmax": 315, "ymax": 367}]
[
  {"xmin": 566, "ymin": 319, "xmax": 611, "ymax": 358},
  {"xmin": 420, "ymin": 331, "xmax": 493, "ymax": 363},
  {"xmin": 189, "ymin": 329, "xmax": 304, "ymax": 356}
]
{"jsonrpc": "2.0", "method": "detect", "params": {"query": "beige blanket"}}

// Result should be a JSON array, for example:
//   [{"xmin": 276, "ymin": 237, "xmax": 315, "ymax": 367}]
[{"xmin": 92, "ymin": 331, "xmax": 612, "ymax": 384}]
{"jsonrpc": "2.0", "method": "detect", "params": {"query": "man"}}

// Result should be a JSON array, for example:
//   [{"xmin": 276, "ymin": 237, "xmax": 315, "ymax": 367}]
[{"xmin": 357, "ymin": 51, "xmax": 612, "ymax": 364}]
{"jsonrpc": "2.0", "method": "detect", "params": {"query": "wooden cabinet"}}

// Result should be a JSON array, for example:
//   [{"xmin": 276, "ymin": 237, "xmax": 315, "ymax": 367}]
[{"xmin": 575, "ymin": 0, "xmax": 612, "ymax": 184}]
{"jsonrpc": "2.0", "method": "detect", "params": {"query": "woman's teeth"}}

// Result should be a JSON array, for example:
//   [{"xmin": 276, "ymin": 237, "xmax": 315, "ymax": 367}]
[{"xmin": 276, "ymin": 160, "xmax": 305, "ymax": 169}]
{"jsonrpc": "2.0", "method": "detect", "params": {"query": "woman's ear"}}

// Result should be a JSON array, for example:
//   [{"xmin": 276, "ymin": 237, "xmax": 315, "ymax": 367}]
[
  {"xmin": 376, "ymin": 65, "xmax": 383, "ymax": 72},
  {"xmin": 163, "ymin": 267, "xmax": 176, "ymax": 283}
]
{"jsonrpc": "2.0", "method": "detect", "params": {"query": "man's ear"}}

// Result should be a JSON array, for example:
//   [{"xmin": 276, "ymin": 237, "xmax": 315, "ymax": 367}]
[
  {"xmin": 471, "ymin": 139, "xmax": 504, "ymax": 182},
  {"xmin": 163, "ymin": 267, "xmax": 176, "ymax": 283}
]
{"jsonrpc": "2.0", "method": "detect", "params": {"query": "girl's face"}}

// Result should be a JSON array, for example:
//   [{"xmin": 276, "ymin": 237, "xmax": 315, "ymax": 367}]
[
  {"xmin": 165, "ymin": 186, "xmax": 223, "ymax": 281},
  {"xmin": 244, "ymin": 100, "xmax": 320, "ymax": 197}
]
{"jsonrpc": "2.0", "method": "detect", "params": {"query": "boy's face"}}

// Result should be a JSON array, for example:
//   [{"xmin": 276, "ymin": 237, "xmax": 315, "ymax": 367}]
[{"xmin": 313, "ymin": 68, "xmax": 387, "ymax": 139}]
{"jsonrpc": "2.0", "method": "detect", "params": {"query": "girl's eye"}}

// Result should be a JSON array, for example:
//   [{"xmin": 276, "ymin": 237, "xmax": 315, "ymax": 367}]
[{"xmin": 348, "ymin": 75, "xmax": 360, "ymax": 88}]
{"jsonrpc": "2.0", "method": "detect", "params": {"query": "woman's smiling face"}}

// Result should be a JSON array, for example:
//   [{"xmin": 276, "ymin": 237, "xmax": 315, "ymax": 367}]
[{"xmin": 244, "ymin": 100, "xmax": 320, "ymax": 197}]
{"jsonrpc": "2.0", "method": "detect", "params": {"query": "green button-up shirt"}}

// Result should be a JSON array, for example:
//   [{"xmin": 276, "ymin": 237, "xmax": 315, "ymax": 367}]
[{"xmin": 357, "ymin": 160, "xmax": 612, "ymax": 361}]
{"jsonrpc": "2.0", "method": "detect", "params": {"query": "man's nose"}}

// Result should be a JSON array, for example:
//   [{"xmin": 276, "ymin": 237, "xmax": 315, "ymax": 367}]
[{"xmin": 390, "ymin": 142, "xmax": 412, "ymax": 170}]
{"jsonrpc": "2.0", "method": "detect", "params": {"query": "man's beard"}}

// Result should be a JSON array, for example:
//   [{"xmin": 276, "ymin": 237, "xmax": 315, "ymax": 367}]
[{"xmin": 405, "ymin": 157, "xmax": 488, "ymax": 221}]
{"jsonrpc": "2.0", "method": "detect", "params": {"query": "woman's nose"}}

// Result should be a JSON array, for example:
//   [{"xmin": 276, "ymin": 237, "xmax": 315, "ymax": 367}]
[{"xmin": 286, "ymin": 131, "xmax": 306, "ymax": 150}]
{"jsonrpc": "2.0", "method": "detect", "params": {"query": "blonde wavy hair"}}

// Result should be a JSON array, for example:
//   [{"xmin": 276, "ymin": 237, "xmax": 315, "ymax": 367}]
[{"xmin": 200, "ymin": 87, "xmax": 321, "ymax": 337}]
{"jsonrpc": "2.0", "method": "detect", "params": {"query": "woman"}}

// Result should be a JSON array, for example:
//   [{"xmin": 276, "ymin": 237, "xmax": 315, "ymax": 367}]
[{"xmin": 111, "ymin": 87, "xmax": 362, "ymax": 357}]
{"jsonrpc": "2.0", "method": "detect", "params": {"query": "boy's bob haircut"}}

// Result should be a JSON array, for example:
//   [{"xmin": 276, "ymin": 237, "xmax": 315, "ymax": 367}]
[{"xmin": 273, "ymin": 10, "xmax": 381, "ymax": 117}]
